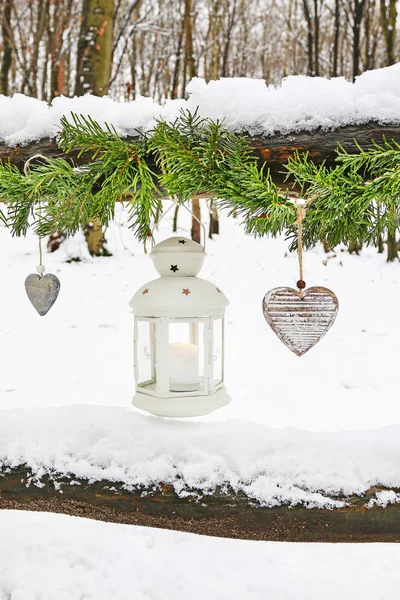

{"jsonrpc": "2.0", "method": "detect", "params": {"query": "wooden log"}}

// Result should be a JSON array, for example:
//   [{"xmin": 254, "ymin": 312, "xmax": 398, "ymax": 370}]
[
  {"xmin": 1, "ymin": 122, "xmax": 399, "ymax": 186},
  {"xmin": 250, "ymin": 122, "xmax": 400, "ymax": 176},
  {"xmin": 1, "ymin": 467, "xmax": 400, "ymax": 542}
]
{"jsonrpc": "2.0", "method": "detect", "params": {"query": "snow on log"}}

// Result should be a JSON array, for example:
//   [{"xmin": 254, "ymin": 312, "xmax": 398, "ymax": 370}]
[
  {"xmin": 1, "ymin": 66, "xmax": 400, "ymax": 145},
  {"xmin": 1, "ymin": 467, "xmax": 400, "ymax": 542},
  {"xmin": 2, "ymin": 407, "xmax": 400, "ymax": 540},
  {"xmin": 1, "ymin": 64, "xmax": 400, "ymax": 181}
]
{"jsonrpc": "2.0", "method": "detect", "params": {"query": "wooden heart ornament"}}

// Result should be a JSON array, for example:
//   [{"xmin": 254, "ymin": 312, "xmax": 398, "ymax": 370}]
[
  {"xmin": 262, "ymin": 286, "xmax": 339, "ymax": 356},
  {"xmin": 25, "ymin": 273, "xmax": 61, "ymax": 316}
]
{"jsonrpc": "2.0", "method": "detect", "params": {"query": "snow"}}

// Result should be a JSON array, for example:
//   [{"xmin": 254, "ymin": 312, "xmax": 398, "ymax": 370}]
[
  {"xmin": 1, "ymin": 205, "xmax": 400, "ymax": 509},
  {"xmin": 2, "ymin": 204, "xmax": 400, "ymax": 596},
  {"xmin": 1, "ymin": 63, "xmax": 400, "ymax": 144},
  {"xmin": 2, "ymin": 511, "xmax": 400, "ymax": 600},
  {"xmin": 1, "ymin": 404, "xmax": 400, "ymax": 508}
]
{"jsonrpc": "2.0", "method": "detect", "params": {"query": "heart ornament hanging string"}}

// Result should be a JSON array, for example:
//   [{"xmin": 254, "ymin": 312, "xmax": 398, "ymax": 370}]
[
  {"xmin": 262, "ymin": 201, "xmax": 339, "ymax": 356},
  {"xmin": 24, "ymin": 155, "xmax": 61, "ymax": 316}
]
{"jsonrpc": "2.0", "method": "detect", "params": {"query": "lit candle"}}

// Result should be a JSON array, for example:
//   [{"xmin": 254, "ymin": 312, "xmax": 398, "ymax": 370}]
[{"xmin": 169, "ymin": 343, "xmax": 199, "ymax": 392}]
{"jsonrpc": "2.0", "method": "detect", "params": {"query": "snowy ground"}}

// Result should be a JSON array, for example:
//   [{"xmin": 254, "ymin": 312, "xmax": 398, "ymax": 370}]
[
  {"xmin": 1, "ymin": 205, "xmax": 400, "ymax": 598},
  {"xmin": 3, "ymin": 511, "xmax": 400, "ymax": 600},
  {"xmin": 1, "ymin": 204, "xmax": 399, "ymax": 431}
]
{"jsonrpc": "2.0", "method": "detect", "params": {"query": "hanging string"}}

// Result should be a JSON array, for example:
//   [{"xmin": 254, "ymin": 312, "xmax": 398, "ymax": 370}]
[
  {"xmin": 24, "ymin": 154, "xmax": 49, "ymax": 279},
  {"xmin": 38, "ymin": 237, "xmax": 43, "ymax": 266},
  {"xmin": 296, "ymin": 204, "xmax": 307, "ymax": 298}
]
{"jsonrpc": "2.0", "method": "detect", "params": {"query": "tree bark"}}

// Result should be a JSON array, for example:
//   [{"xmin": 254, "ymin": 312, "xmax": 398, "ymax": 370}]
[
  {"xmin": 332, "ymin": 0, "xmax": 340, "ymax": 77},
  {"xmin": 380, "ymin": 0, "xmax": 397, "ymax": 65},
  {"xmin": 191, "ymin": 197, "xmax": 201, "ymax": 244},
  {"xmin": 171, "ymin": 19, "xmax": 184, "ymax": 99},
  {"xmin": 313, "ymin": 0, "xmax": 320, "ymax": 76},
  {"xmin": 184, "ymin": 0, "xmax": 196, "ymax": 84},
  {"xmin": 75, "ymin": 0, "xmax": 115, "ymax": 96},
  {"xmin": 84, "ymin": 219, "xmax": 112, "ymax": 257},
  {"xmin": 348, "ymin": 241, "xmax": 363, "ymax": 254},
  {"xmin": 0, "ymin": 0, "xmax": 12, "ymax": 95},
  {"xmin": 74, "ymin": 0, "xmax": 115, "ymax": 256},
  {"xmin": 2, "ymin": 467, "xmax": 400, "ymax": 543},
  {"xmin": 172, "ymin": 205, "xmax": 179, "ymax": 232},
  {"xmin": 209, "ymin": 204, "xmax": 220, "ymax": 239},
  {"xmin": 302, "ymin": 0, "xmax": 314, "ymax": 75},
  {"xmin": 352, "ymin": 0, "xmax": 366, "ymax": 81},
  {"xmin": 386, "ymin": 231, "xmax": 398, "ymax": 262},
  {"xmin": 221, "ymin": 0, "xmax": 237, "ymax": 77},
  {"xmin": 2, "ymin": 123, "xmax": 400, "ymax": 185}
]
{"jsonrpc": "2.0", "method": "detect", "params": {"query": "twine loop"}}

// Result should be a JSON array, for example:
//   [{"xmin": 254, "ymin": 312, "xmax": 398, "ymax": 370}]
[
  {"xmin": 23, "ymin": 154, "xmax": 51, "ymax": 272},
  {"xmin": 296, "ymin": 203, "xmax": 306, "ymax": 298}
]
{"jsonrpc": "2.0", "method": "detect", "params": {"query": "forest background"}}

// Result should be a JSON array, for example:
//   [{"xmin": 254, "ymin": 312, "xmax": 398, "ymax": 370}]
[
  {"xmin": 0, "ymin": 0, "xmax": 398, "ymax": 258},
  {"xmin": 0, "ymin": 0, "xmax": 397, "ymax": 105}
]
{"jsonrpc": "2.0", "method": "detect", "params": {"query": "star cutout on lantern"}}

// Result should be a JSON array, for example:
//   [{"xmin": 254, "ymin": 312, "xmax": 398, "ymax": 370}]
[
  {"xmin": 178, "ymin": 239, "xmax": 186, "ymax": 244},
  {"xmin": 182, "ymin": 288, "xmax": 191, "ymax": 296},
  {"xmin": 170, "ymin": 265, "xmax": 179, "ymax": 273},
  {"xmin": 142, "ymin": 288, "xmax": 149, "ymax": 295}
]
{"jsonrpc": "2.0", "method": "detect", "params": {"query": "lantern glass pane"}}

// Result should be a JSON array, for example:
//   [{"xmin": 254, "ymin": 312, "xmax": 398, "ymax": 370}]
[
  {"xmin": 168, "ymin": 320, "xmax": 205, "ymax": 393},
  {"xmin": 211, "ymin": 317, "xmax": 223, "ymax": 390},
  {"xmin": 137, "ymin": 320, "xmax": 156, "ymax": 387}
]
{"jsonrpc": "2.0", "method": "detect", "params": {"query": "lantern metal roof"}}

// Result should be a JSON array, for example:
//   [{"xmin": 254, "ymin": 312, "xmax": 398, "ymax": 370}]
[
  {"xmin": 129, "ymin": 236, "xmax": 229, "ymax": 317},
  {"xmin": 130, "ymin": 276, "xmax": 228, "ymax": 317}
]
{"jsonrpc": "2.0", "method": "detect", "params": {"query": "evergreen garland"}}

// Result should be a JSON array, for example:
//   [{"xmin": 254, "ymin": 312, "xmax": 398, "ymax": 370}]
[{"xmin": 0, "ymin": 110, "xmax": 399, "ymax": 251}]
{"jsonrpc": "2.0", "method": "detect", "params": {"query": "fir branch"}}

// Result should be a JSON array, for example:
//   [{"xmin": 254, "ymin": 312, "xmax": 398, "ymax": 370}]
[
  {"xmin": 59, "ymin": 113, "xmax": 161, "ymax": 240},
  {"xmin": 285, "ymin": 145, "xmax": 400, "ymax": 249},
  {"xmin": 1, "ymin": 110, "xmax": 399, "ymax": 252},
  {"xmin": 149, "ymin": 110, "xmax": 295, "ymax": 237}
]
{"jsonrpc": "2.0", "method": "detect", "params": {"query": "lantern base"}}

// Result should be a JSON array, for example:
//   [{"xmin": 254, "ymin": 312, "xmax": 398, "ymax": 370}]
[{"xmin": 132, "ymin": 387, "xmax": 231, "ymax": 418}]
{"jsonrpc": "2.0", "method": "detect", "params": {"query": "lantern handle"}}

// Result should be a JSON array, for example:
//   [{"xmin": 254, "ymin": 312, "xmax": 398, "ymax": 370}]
[{"xmin": 151, "ymin": 198, "xmax": 207, "ymax": 251}]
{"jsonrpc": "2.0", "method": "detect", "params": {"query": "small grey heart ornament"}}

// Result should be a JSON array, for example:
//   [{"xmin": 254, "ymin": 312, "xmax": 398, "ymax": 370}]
[
  {"xmin": 263, "ymin": 286, "xmax": 339, "ymax": 356},
  {"xmin": 25, "ymin": 273, "xmax": 61, "ymax": 316}
]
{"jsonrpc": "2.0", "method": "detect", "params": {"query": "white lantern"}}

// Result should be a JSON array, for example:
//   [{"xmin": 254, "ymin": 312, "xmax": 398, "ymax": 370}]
[{"xmin": 129, "ymin": 235, "xmax": 230, "ymax": 417}]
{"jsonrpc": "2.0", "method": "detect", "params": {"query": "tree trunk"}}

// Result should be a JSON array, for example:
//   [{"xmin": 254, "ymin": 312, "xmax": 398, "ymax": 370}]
[
  {"xmin": 191, "ymin": 198, "xmax": 201, "ymax": 244},
  {"xmin": 183, "ymin": 0, "xmax": 200, "ymax": 242},
  {"xmin": 332, "ymin": 0, "xmax": 340, "ymax": 77},
  {"xmin": 184, "ymin": 0, "xmax": 196, "ymax": 85},
  {"xmin": 380, "ymin": 0, "xmax": 397, "ymax": 65},
  {"xmin": 221, "ymin": 0, "xmax": 237, "ymax": 77},
  {"xmin": 74, "ymin": 0, "xmax": 114, "ymax": 96},
  {"xmin": 30, "ymin": 0, "xmax": 50, "ymax": 98},
  {"xmin": 0, "ymin": 0, "xmax": 12, "ymax": 95},
  {"xmin": 302, "ymin": 0, "xmax": 314, "ymax": 75},
  {"xmin": 348, "ymin": 241, "xmax": 363, "ymax": 254},
  {"xmin": 322, "ymin": 236, "xmax": 330, "ymax": 253},
  {"xmin": 386, "ymin": 231, "xmax": 398, "ymax": 262},
  {"xmin": 74, "ymin": 0, "xmax": 114, "ymax": 256},
  {"xmin": 313, "ymin": 0, "xmax": 320, "ymax": 76},
  {"xmin": 352, "ymin": 0, "xmax": 366, "ymax": 81},
  {"xmin": 209, "ymin": 204, "xmax": 220, "ymax": 239},
  {"xmin": 49, "ymin": 0, "xmax": 73, "ymax": 99},
  {"xmin": 84, "ymin": 219, "xmax": 112, "ymax": 257},
  {"xmin": 171, "ymin": 16, "xmax": 184, "ymax": 99},
  {"xmin": 172, "ymin": 205, "xmax": 179, "ymax": 233}
]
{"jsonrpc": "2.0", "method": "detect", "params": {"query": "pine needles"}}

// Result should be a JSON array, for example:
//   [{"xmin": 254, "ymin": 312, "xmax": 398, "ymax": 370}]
[
  {"xmin": 1, "ymin": 111, "xmax": 399, "ymax": 249},
  {"xmin": 286, "ymin": 139, "xmax": 400, "ymax": 249}
]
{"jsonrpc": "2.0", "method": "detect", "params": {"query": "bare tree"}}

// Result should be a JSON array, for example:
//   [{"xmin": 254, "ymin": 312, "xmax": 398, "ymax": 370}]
[
  {"xmin": 0, "ymin": 0, "xmax": 12, "ymax": 95},
  {"xmin": 75, "ymin": 0, "xmax": 115, "ymax": 96}
]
